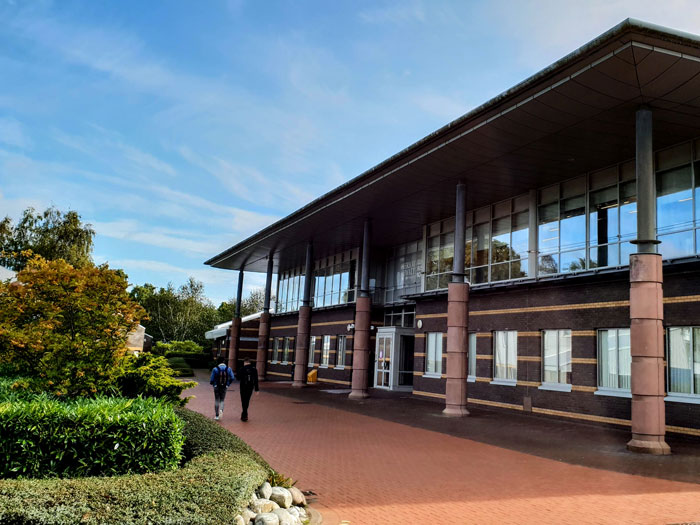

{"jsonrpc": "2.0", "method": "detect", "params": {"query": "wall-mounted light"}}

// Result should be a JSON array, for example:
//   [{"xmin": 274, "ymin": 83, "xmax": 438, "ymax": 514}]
[
  {"xmin": 346, "ymin": 323, "xmax": 355, "ymax": 332},
  {"xmin": 417, "ymin": 319, "xmax": 423, "ymax": 329}
]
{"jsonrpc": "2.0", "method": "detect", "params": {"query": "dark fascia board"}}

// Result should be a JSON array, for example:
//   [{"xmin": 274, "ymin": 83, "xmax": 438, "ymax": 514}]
[{"xmin": 205, "ymin": 18, "xmax": 700, "ymax": 269}]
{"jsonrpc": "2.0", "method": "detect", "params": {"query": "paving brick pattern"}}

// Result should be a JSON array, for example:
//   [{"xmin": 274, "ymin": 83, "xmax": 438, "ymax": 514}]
[{"xmin": 187, "ymin": 374, "xmax": 700, "ymax": 525}]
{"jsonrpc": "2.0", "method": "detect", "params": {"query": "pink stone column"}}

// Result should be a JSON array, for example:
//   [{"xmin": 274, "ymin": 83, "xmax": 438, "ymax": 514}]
[
  {"xmin": 227, "ymin": 317, "xmax": 241, "ymax": 372},
  {"xmin": 349, "ymin": 296, "xmax": 371, "ymax": 399},
  {"xmin": 293, "ymin": 305, "xmax": 311, "ymax": 387},
  {"xmin": 256, "ymin": 312, "xmax": 270, "ymax": 380},
  {"xmin": 443, "ymin": 281, "xmax": 470, "ymax": 417},
  {"xmin": 627, "ymin": 253, "xmax": 670, "ymax": 455}
]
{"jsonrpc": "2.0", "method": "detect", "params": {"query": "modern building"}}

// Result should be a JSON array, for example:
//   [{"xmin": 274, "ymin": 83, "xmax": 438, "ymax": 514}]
[
  {"xmin": 205, "ymin": 312, "xmax": 261, "ymax": 369},
  {"xmin": 206, "ymin": 19, "xmax": 700, "ymax": 454}
]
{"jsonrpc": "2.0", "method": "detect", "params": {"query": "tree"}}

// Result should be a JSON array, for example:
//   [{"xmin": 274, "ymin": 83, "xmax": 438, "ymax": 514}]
[
  {"xmin": 0, "ymin": 207, "xmax": 95, "ymax": 271},
  {"xmin": 131, "ymin": 278, "xmax": 218, "ymax": 347},
  {"xmin": 0, "ymin": 255, "xmax": 146, "ymax": 397},
  {"xmin": 215, "ymin": 289, "xmax": 269, "ymax": 323}
]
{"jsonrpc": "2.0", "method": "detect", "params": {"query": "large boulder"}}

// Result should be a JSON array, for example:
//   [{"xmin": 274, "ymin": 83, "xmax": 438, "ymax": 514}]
[
  {"xmin": 254, "ymin": 514, "xmax": 279, "ymax": 525},
  {"xmin": 250, "ymin": 498, "xmax": 279, "ymax": 514},
  {"xmin": 269, "ymin": 487, "xmax": 293, "ymax": 509},
  {"xmin": 233, "ymin": 515, "xmax": 246, "ymax": 525},
  {"xmin": 288, "ymin": 487, "xmax": 306, "ymax": 506},
  {"xmin": 242, "ymin": 509, "xmax": 257, "ymax": 523},
  {"xmin": 272, "ymin": 508, "xmax": 296, "ymax": 525},
  {"xmin": 258, "ymin": 481, "xmax": 272, "ymax": 500}
]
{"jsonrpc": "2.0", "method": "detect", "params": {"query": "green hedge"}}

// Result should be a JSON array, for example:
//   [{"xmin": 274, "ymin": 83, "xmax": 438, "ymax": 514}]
[
  {"xmin": 0, "ymin": 397, "xmax": 184, "ymax": 478},
  {"xmin": 154, "ymin": 340, "xmax": 202, "ymax": 356},
  {"xmin": 114, "ymin": 353, "xmax": 196, "ymax": 405},
  {"xmin": 0, "ymin": 408, "xmax": 269, "ymax": 524},
  {"xmin": 167, "ymin": 357, "xmax": 194, "ymax": 377}
]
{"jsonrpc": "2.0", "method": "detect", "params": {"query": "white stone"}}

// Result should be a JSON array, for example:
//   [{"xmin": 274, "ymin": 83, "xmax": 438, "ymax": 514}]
[
  {"xmin": 269, "ymin": 487, "xmax": 293, "ymax": 509},
  {"xmin": 250, "ymin": 498, "xmax": 279, "ymax": 514},
  {"xmin": 258, "ymin": 481, "xmax": 272, "ymax": 500},
  {"xmin": 242, "ymin": 509, "xmax": 257, "ymax": 523},
  {"xmin": 287, "ymin": 507, "xmax": 299, "ymax": 519},
  {"xmin": 254, "ymin": 513, "xmax": 279, "ymax": 525},
  {"xmin": 272, "ymin": 509, "xmax": 296, "ymax": 525},
  {"xmin": 288, "ymin": 487, "xmax": 306, "ymax": 506},
  {"xmin": 233, "ymin": 515, "xmax": 246, "ymax": 525}
]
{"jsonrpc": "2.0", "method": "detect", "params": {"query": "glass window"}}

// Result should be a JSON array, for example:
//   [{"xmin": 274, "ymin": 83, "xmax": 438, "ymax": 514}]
[
  {"xmin": 542, "ymin": 330, "xmax": 572, "ymax": 384},
  {"xmin": 667, "ymin": 327, "xmax": 700, "ymax": 395},
  {"xmin": 598, "ymin": 328, "xmax": 631, "ymax": 390},
  {"xmin": 308, "ymin": 336, "xmax": 316, "ymax": 366},
  {"xmin": 657, "ymin": 166, "xmax": 693, "ymax": 236},
  {"xmin": 426, "ymin": 332, "xmax": 443, "ymax": 375},
  {"xmin": 321, "ymin": 335, "xmax": 331, "ymax": 367},
  {"xmin": 468, "ymin": 332, "xmax": 477, "ymax": 379},
  {"xmin": 282, "ymin": 337, "xmax": 291, "ymax": 364},
  {"xmin": 494, "ymin": 330, "xmax": 517, "ymax": 381},
  {"xmin": 337, "ymin": 336, "xmax": 347, "ymax": 368}
]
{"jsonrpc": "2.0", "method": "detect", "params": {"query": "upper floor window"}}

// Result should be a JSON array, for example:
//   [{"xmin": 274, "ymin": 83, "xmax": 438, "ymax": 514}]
[
  {"xmin": 598, "ymin": 328, "xmax": 631, "ymax": 390},
  {"xmin": 277, "ymin": 270, "xmax": 304, "ymax": 314},
  {"xmin": 385, "ymin": 240, "xmax": 423, "ymax": 303},
  {"xmin": 542, "ymin": 329, "xmax": 572, "ymax": 385},
  {"xmin": 425, "ymin": 218, "xmax": 455, "ymax": 291},
  {"xmin": 667, "ymin": 327, "xmax": 700, "ymax": 396},
  {"xmin": 313, "ymin": 251, "xmax": 357, "ymax": 308}
]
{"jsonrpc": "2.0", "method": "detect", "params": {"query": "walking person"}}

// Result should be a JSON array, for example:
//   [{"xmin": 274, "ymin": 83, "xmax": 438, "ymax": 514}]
[
  {"xmin": 210, "ymin": 361, "xmax": 234, "ymax": 421},
  {"xmin": 238, "ymin": 357, "xmax": 259, "ymax": 421}
]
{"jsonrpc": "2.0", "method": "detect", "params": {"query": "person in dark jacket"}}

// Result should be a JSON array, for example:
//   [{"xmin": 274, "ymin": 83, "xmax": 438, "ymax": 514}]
[
  {"xmin": 210, "ymin": 362, "xmax": 234, "ymax": 421},
  {"xmin": 237, "ymin": 358, "xmax": 259, "ymax": 421}
]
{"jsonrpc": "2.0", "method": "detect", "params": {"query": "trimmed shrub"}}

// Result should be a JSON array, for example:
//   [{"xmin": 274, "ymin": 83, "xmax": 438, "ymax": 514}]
[
  {"xmin": 114, "ymin": 353, "xmax": 196, "ymax": 405},
  {"xmin": 154, "ymin": 340, "xmax": 202, "ymax": 356},
  {"xmin": 167, "ymin": 357, "xmax": 194, "ymax": 377},
  {"xmin": 0, "ymin": 396, "xmax": 184, "ymax": 478},
  {"xmin": 0, "ymin": 408, "xmax": 269, "ymax": 524}
]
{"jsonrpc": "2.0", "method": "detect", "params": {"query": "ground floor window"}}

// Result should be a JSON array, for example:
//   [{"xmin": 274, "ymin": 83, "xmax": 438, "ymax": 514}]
[
  {"xmin": 272, "ymin": 337, "xmax": 282, "ymax": 363},
  {"xmin": 425, "ymin": 332, "xmax": 443, "ymax": 376},
  {"xmin": 598, "ymin": 328, "xmax": 631, "ymax": 390},
  {"xmin": 667, "ymin": 326, "xmax": 700, "ymax": 396},
  {"xmin": 282, "ymin": 337, "xmax": 294, "ymax": 364},
  {"xmin": 494, "ymin": 331, "xmax": 517, "ymax": 381},
  {"xmin": 321, "ymin": 335, "xmax": 331, "ymax": 367},
  {"xmin": 468, "ymin": 332, "xmax": 476, "ymax": 380},
  {"xmin": 337, "ymin": 335, "xmax": 347, "ymax": 368},
  {"xmin": 308, "ymin": 335, "xmax": 316, "ymax": 365},
  {"xmin": 542, "ymin": 330, "xmax": 572, "ymax": 384}
]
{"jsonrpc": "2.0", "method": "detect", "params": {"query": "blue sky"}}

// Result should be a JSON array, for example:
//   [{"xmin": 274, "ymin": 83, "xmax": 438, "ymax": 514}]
[{"xmin": 1, "ymin": 1, "xmax": 699, "ymax": 306}]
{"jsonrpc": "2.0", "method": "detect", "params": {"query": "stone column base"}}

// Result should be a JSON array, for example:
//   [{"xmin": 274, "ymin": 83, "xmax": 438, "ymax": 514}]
[
  {"xmin": 627, "ymin": 437, "xmax": 671, "ymax": 455},
  {"xmin": 256, "ymin": 312, "xmax": 270, "ymax": 381},
  {"xmin": 227, "ymin": 317, "xmax": 241, "ymax": 371},
  {"xmin": 443, "ymin": 281, "xmax": 470, "ymax": 417},
  {"xmin": 350, "ymin": 296, "xmax": 371, "ymax": 400},
  {"xmin": 293, "ymin": 306, "xmax": 312, "ymax": 388}
]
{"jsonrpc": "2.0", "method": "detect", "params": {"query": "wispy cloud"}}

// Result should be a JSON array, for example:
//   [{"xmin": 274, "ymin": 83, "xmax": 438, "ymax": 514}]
[{"xmin": 0, "ymin": 118, "xmax": 31, "ymax": 149}]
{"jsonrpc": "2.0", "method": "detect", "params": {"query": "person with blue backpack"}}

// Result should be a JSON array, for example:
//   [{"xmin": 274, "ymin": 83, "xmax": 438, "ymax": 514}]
[{"xmin": 210, "ymin": 361, "xmax": 234, "ymax": 421}]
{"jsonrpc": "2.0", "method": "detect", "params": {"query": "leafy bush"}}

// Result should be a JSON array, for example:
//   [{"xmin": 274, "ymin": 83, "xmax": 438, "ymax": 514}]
[
  {"xmin": 167, "ymin": 356, "xmax": 194, "ymax": 377},
  {"xmin": 155, "ymin": 340, "xmax": 203, "ymax": 355},
  {"xmin": 0, "ymin": 408, "xmax": 269, "ymax": 524},
  {"xmin": 113, "ymin": 353, "xmax": 196, "ymax": 405},
  {"xmin": 0, "ymin": 397, "xmax": 184, "ymax": 479},
  {"xmin": 0, "ymin": 255, "xmax": 146, "ymax": 398}
]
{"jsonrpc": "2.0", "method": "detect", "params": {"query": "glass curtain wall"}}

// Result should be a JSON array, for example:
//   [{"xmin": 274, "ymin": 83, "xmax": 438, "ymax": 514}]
[
  {"xmin": 313, "ymin": 252, "xmax": 357, "ymax": 308},
  {"xmin": 385, "ymin": 240, "xmax": 423, "ymax": 303},
  {"xmin": 276, "ymin": 269, "xmax": 305, "ymax": 314}
]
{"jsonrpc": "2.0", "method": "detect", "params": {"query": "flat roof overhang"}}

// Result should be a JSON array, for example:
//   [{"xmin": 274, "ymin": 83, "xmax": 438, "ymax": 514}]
[{"xmin": 206, "ymin": 18, "xmax": 700, "ymax": 274}]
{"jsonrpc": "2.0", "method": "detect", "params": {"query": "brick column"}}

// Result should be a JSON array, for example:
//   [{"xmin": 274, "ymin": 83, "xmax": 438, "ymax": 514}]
[
  {"xmin": 293, "ymin": 306, "xmax": 312, "ymax": 386},
  {"xmin": 349, "ymin": 295, "xmax": 371, "ymax": 399},
  {"xmin": 256, "ymin": 311, "xmax": 270, "ymax": 380},
  {"xmin": 443, "ymin": 282, "xmax": 470, "ymax": 416},
  {"xmin": 227, "ymin": 317, "xmax": 241, "ymax": 371},
  {"xmin": 627, "ymin": 254, "xmax": 670, "ymax": 454}
]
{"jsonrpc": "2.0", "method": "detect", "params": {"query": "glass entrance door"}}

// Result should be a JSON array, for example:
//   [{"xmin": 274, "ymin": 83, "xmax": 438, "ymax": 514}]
[{"xmin": 375, "ymin": 333, "xmax": 393, "ymax": 388}]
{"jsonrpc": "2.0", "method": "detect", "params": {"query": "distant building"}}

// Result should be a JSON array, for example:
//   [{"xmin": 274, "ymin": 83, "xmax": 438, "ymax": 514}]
[
  {"xmin": 0, "ymin": 265, "xmax": 16, "ymax": 282},
  {"xmin": 206, "ymin": 312, "xmax": 261, "ymax": 369},
  {"xmin": 126, "ymin": 325, "xmax": 152, "ymax": 353}
]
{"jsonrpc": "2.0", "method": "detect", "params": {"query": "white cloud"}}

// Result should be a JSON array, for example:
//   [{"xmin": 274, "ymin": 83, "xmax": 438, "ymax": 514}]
[{"xmin": 0, "ymin": 118, "xmax": 31, "ymax": 149}]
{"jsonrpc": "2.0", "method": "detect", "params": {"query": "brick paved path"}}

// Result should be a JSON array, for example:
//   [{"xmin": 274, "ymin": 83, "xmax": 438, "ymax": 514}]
[{"xmin": 187, "ymin": 374, "xmax": 700, "ymax": 525}]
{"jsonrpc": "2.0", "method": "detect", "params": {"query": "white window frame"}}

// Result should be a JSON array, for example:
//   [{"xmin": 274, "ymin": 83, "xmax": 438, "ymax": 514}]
[
  {"xmin": 491, "ymin": 330, "xmax": 517, "ymax": 386},
  {"xmin": 595, "ymin": 328, "xmax": 631, "ymax": 398},
  {"xmin": 666, "ymin": 326, "xmax": 700, "ymax": 404},
  {"xmin": 539, "ymin": 329, "xmax": 573, "ymax": 392},
  {"xmin": 467, "ymin": 332, "xmax": 476, "ymax": 382},
  {"xmin": 320, "ymin": 335, "xmax": 331, "ymax": 367},
  {"xmin": 336, "ymin": 335, "xmax": 347, "ymax": 369},
  {"xmin": 425, "ymin": 332, "xmax": 443, "ymax": 377},
  {"xmin": 308, "ymin": 335, "xmax": 316, "ymax": 366}
]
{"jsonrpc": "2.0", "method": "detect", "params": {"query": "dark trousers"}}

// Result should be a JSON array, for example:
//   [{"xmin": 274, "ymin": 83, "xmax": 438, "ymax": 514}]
[
  {"xmin": 240, "ymin": 387, "xmax": 254, "ymax": 419},
  {"xmin": 214, "ymin": 386, "xmax": 227, "ymax": 417}
]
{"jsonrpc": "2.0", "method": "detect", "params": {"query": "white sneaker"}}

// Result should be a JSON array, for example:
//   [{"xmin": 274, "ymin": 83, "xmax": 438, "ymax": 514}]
[{"xmin": 214, "ymin": 415, "xmax": 219, "ymax": 421}]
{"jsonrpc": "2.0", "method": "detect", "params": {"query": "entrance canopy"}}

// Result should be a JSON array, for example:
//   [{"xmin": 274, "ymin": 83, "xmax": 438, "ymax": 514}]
[{"xmin": 206, "ymin": 19, "xmax": 700, "ymax": 274}]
